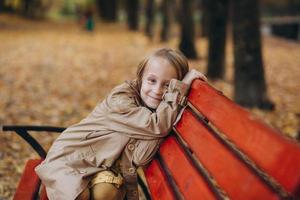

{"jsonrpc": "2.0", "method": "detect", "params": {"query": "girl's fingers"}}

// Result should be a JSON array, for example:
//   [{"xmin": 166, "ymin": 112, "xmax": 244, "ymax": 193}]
[
  {"xmin": 183, "ymin": 70, "xmax": 207, "ymax": 85},
  {"xmin": 197, "ymin": 73, "xmax": 207, "ymax": 81},
  {"xmin": 191, "ymin": 70, "xmax": 207, "ymax": 81},
  {"xmin": 201, "ymin": 75, "xmax": 207, "ymax": 81}
]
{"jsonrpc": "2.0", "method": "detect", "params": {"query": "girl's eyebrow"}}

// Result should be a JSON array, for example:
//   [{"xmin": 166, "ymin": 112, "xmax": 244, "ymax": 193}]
[
  {"xmin": 147, "ymin": 73, "xmax": 172, "ymax": 82},
  {"xmin": 147, "ymin": 73, "xmax": 158, "ymax": 78}
]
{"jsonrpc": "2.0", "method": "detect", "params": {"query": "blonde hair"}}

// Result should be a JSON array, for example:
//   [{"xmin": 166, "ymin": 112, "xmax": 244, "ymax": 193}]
[{"xmin": 136, "ymin": 48, "xmax": 189, "ymax": 89}]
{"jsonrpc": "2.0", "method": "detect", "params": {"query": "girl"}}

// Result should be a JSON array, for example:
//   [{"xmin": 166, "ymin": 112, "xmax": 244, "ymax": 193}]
[{"xmin": 35, "ymin": 48, "xmax": 206, "ymax": 200}]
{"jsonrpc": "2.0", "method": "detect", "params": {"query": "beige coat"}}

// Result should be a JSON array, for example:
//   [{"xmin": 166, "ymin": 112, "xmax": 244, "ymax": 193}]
[{"xmin": 35, "ymin": 79, "xmax": 188, "ymax": 200}]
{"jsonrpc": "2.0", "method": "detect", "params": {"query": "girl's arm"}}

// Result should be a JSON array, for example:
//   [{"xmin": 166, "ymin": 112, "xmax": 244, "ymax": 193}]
[
  {"xmin": 103, "ymin": 79, "xmax": 189, "ymax": 139},
  {"xmin": 132, "ymin": 138, "xmax": 163, "ymax": 166}
]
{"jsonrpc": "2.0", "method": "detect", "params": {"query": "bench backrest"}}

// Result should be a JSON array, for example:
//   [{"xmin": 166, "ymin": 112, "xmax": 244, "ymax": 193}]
[{"xmin": 145, "ymin": 79, "xmax": 300, "ymax": 199}]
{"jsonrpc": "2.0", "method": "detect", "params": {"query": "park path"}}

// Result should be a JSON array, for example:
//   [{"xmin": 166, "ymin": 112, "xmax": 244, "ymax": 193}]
[{"xmin": 0, "ymin": 14, "xmax": 299, "ymax": 199}]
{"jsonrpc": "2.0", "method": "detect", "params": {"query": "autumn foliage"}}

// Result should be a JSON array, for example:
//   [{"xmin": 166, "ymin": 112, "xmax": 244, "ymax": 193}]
[{"xmin": 0, "ymin": 14, "xmax": 299, "ymax": 199}]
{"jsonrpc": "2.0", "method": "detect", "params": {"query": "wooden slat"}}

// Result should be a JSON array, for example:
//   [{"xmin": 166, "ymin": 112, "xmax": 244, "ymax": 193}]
[
  {"xmin": 158, "ymin": 136, "xmax": 216, "ymax": 200},
  {"xmin": 145, "ymin": 159, "xmax": 176, "ymax": 200},
  {"xmin": 188, "ymin": 80, "xmax": 300, "ymax": 195},
  {"xmin": 13, "ymin": 159, "xmax": 42, "ymax": 200},
  {"xmin": 40, "ymin": 186, "xmax": 49, "ymax": 200},
  {"xmin": 176, "ymin": 109, "xmax": 279, "ymax": 199}
]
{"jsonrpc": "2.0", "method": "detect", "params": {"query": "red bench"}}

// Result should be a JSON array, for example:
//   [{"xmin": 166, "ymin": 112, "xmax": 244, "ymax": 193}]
[
  {"xmin": 145, "ymin": 80, "xmax": 300, "ymax": 199},
  {"xmin": 3, "ymin": 79, "xmax": 300, "ymax": 199}
]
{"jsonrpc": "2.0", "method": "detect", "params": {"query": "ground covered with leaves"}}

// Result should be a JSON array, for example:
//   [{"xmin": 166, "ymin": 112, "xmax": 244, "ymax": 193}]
[{"xmin": 0, "ymin": 14, "xmax": 299, "ymax": 199}]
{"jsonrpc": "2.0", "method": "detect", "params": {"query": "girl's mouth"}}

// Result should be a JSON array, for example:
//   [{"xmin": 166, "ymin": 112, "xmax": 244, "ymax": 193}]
[{"xmin": 149, "ymin": 96, "xmax": 162, "ymax": 101}]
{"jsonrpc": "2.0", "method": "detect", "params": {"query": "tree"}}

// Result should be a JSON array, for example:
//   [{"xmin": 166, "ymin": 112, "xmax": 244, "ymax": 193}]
[
  {"xmin": 160, "ymin": 0, "xmax": 172, "ymax": 42},
  {"xmin": 199, "ymin": 0, "xmax": 209, "ymax": 37},
  {"xmin": 232, "ymin": 0, "xmax": 274, "ymax": 110},
  {"xmin": 97, "ymin": 0, "xmax": 119, "ymax": 22},
  {"xmin": 145, "ymin": 0, "xmax": 155, "ymax": 38},
  {"xmin": 179, "ymin": 0, "xmax": 197, "ymax": 59},
  {"xmin": 21, "ymin": 0, "xmax": 51, "ymax": 18},
  {"xmin": 206, "ymin": 0, "xmax": 229, "ymax": 79},
  {"xmin": 126, "ymin": 0, "xmax": 140, "ymax": 30},
  {"xmin": 0, "ymin": 0, "xmax": 5, "ymax": 12}
]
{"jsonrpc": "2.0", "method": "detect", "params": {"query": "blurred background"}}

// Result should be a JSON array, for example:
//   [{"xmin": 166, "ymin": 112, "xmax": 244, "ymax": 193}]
[{"xmin": 0, "ymin": 0, "xmax": 300, "ymax": 199}]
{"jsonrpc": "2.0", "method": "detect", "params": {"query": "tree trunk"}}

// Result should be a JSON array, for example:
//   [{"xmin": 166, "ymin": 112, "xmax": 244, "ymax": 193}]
[
  {"xmin": 232, "ymin": 0, "xmax": 274, "ymax": 110},
  {"xmin": 179, "ymin": 0, "xmax": 197, "ymax": 59},
  {"xmin": 288, "ymin": 0, "xmax": 298, "ymax": 16},
  {"xmin": 22, "ymin": 0, "xmax": 45, "ymax": 18},
  {"xmin": 160, "ymin": 0, "xmax": 172, "ymax": 42},
  {"xmin": 126, "ymin": 0, "xmax": 139, "ymax": 30},
  {"xmin": 23, "ymin": 0, "xmax": 32, "ymax": 17},
  {"xmin": 0, "ymin": 0, "xmax": 5, "ymax": 12},
  {"xmin": 206, "ymin": 0, "xmax": 229, "ymax": 79},
  {"xmin": 145, "ymin": 0, "xmax": 154, "ymax": 38},
  {"xmin": 200, "ymin": 0, "xmax": 209, "ymax": 37},
  {"xmin": 97, "ymin": 0, "xmax": 118, "ymax": 22}
]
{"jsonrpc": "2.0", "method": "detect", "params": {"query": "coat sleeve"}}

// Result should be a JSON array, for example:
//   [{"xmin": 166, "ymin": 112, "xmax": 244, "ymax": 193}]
[
  {"xmin": 132, "ymin": 138, "xmax": 163, "ymax": 166},
  {"xmin": 103, "ymin": 79, "xmax": 189, "ymax": 139}
]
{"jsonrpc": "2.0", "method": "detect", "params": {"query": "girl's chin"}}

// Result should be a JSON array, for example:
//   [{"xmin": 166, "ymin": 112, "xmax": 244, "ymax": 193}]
[
  {"xmin": 145, "ymin": 101, "xmax": 159, "ymax": 109},
  {"xmin": 147, "ymin": 104, "xmax": 159, "ymax": 109}
]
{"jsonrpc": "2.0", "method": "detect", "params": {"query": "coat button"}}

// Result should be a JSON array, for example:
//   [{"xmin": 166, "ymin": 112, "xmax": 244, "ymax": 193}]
[
  {"xmin": 132, "ymin": 191, "xmax": 138, "ymax": 196},
  {"xmin": 79, "ymin": 170, "xmax": 87, "ymax": 174},
  {"xmin": 127, "ymin": 144, "xmax": 135, "ymax": 151},
  {"xmin": 128, "ymin": 167, "xmax": 135, "ymax": 174}
]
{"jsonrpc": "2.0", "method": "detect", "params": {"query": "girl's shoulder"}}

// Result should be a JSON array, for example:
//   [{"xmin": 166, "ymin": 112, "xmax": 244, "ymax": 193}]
[
  {"xmin": 110, "ymin": 80, "xmax": 139, "ymax": 97},
  {"xmin": 105, "ymin": 80, "xmax": 142, "ymax": 113}
]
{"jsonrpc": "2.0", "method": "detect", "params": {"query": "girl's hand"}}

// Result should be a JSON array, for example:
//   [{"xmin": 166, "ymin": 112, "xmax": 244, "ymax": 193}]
[{"xmin": 182, "ymin": 69, "xmax": 207, "ymax": 85}]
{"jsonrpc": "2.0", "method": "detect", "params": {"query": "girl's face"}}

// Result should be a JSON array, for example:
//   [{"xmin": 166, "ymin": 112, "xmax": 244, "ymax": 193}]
[{"xmin": 140, "ymin": 57, "xmax": 177, "ymax": 109}]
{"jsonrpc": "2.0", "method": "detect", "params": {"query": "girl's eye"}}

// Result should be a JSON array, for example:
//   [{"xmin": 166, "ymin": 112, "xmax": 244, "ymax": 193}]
[
  {"xmin": 147, "ymin": 78, "xmax": 156, "ymax": 84},
  {"xmin": 164, "ymin": 83, "xmax": 170, "ymax": 88}
]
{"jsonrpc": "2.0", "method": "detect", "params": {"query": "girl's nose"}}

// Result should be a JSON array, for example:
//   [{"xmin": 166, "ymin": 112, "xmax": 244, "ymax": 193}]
[{"xmin": 153, "ymin": 84, "xmax": 164, "ymax": 95}]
